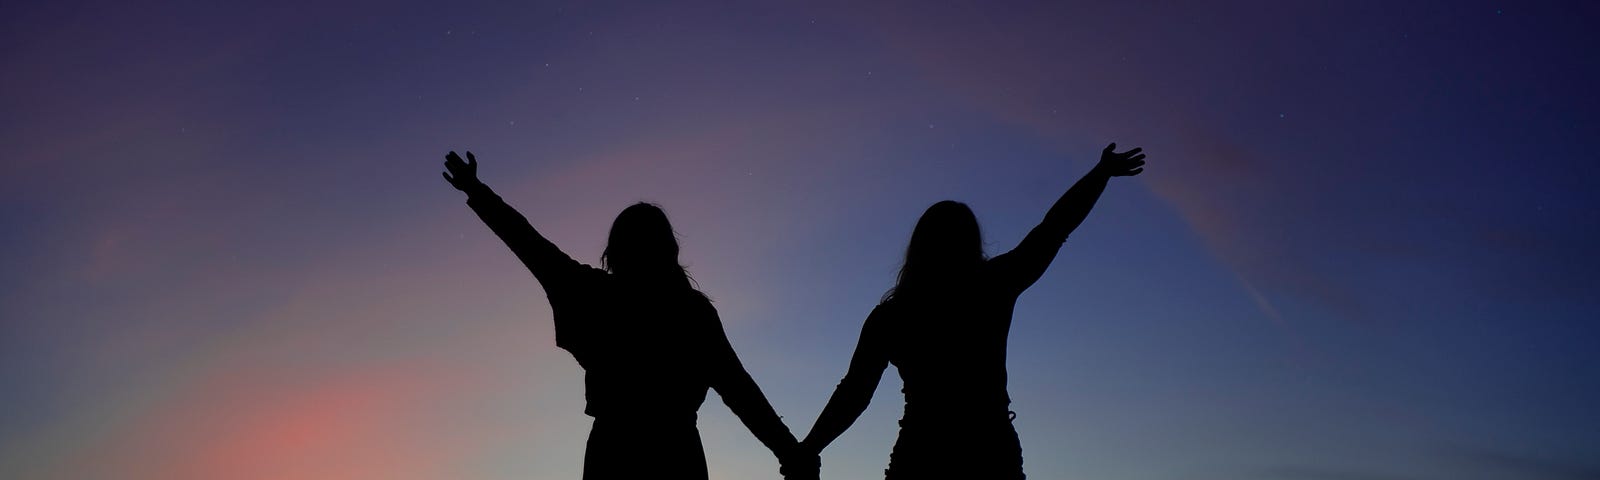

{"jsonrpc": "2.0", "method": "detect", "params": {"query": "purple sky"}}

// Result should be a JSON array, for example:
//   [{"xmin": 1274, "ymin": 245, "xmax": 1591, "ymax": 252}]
[{"xmin": 3, "ymin": 1, "xmax": 1598, "ymax": 479}]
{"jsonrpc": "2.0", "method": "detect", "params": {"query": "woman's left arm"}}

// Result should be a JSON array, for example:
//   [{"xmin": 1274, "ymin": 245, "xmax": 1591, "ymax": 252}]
[
  {"xmin": 704, "ymin": 305, "xmax": 803, "ymax": 460},
  {"xmin": 989, "ymin": 143, "xmax": 1146, "ymax": 293}
]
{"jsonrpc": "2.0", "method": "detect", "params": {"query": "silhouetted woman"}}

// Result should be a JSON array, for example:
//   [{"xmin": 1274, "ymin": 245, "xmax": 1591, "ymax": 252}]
[
  {"xmin": 796, "ymin": 143, "xmax": 1147, "ymax": 479},
  {"xmin": 442, "ymin": 151, "xmax": 814, "ymax": 479}
]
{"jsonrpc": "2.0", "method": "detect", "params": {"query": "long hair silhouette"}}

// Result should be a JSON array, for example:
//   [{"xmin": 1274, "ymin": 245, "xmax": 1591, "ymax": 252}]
[
  {"xmin": 442, "ymin": 151, "xmax": 812, "ymax": 480},
  {"xmin": 884, "ymin": 200, "xmax": 985, "ymax": 303},
  {"xmin": 601, "ymin": 202, "xmax": 700, "ymax": 293},
  {"xmin": 799, "ymin": 143, "xmax": 1147, "ymax": 480}
]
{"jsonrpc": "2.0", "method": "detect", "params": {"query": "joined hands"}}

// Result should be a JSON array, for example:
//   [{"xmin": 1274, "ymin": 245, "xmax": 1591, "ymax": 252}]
[{"xmin": 778, "ymin": 443, "xmax": 820, "ymax": 480}]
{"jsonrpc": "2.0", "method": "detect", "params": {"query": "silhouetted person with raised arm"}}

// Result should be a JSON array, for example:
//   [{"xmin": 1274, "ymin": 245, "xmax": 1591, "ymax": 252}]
[
  {"xmin": 442, "ymin": 151, "xmax": 818, "ymax": 479},
  {"xmin": 795, "ymin": 143, "xmax": 1147, "ymax": 479}
]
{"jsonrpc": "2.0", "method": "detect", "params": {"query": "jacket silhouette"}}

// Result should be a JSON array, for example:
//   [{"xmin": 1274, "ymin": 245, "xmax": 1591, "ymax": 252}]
[
  {"xmin": 443, "ymin": 151, "xmax": 812, "ymax": 479},
  {"xmin": 798, "ymin": 143, "xmax": 1147, "ymax": 479}
]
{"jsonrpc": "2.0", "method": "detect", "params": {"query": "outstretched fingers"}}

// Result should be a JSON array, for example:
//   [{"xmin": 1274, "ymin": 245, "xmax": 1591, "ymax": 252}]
[
  {"xmin": 1095, "ymin": 143, "xmax": 1148, "ymax": 176},
  {"xmin": 445, "ymin": 151, "xmax": 474, "ymax": 176},
  {"xmin": 443, "ymin": 151, "xmax": 481, "ymax": 190}
]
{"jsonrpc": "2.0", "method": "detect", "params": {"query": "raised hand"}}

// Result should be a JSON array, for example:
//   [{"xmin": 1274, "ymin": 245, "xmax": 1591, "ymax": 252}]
[
  {"xmin": 442, "ymin": 150, "xmax": 483, "ymax": 191},
  {"xmin": 1094, "ymin": 143, "xmax": 1146, "ymax": 177}
]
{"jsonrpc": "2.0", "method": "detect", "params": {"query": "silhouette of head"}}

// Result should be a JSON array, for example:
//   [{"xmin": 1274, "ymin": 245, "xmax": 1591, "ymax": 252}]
[
  {"xmin": 886, "ymin": 200, "xmax": 985, "ymax": 302},
  {"xmin": 602, "ymin": 202, "xmax": 695, "ymax": 290}
]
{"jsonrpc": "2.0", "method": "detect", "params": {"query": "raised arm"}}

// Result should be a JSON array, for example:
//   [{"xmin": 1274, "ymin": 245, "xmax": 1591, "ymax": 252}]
[
  {"xmin": 799, "ymin": 305, "xmax": 892, "ymax": 455},
  {"xmin": 443, "ymin": 151, "xmax": 590, "ymax": 297},
  {"xmin": 988, "ymin": 143, "xmax": 1146, "ymax": 293}
]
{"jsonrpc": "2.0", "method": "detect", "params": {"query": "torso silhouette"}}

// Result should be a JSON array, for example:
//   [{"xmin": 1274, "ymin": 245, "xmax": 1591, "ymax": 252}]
[
  {"xmin": 867, "ymin": 242, "xmax": 1057, "ymax": 412},
  {"xmin": 810, "ymin": 235, "xmax": 1065, "ymax": 479},
  {"xmin": 874, "ymin": 274, "xmax": 1022, "ymax": 420},
  {"xmin": 552, "ymin": 272, "xmax": 728, "ymax": 420}
]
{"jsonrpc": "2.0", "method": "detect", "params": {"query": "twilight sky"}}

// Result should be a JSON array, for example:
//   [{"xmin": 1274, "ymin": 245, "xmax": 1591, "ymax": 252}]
[{"xmin": 2, "ymin": 1, "xmax": 1598, "ymax": 479}]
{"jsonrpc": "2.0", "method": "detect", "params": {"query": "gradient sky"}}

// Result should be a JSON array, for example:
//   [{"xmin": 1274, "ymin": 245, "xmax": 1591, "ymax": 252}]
[{"xmin": 3, "ymin": 1, "xmax": 1598, "ymax": 479}]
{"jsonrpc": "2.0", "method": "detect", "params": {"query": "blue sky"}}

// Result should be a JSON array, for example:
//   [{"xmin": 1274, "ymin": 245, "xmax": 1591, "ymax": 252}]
[{"xmin": 2, "ymin": 1, "xmax": 1597, "ymax": 479}]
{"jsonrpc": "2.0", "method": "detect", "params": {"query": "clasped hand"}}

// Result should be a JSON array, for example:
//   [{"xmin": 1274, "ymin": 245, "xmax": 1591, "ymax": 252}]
[{"xmin": 778, "ymin": 444, "xmax": 821, "ymax": 480}]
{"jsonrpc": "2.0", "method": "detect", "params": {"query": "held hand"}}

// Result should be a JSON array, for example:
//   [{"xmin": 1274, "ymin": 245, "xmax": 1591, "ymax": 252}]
[
  {"xmin": 441, "ymin": 150, "xmax": 483, "ymax": 191},
  {"xmin": 1094, "ymin": 142, "xmax": 1146, "ymax": 177},
  {"xmin": 778, "ymin": 444, "xmax": 821, "ymax": 480}
]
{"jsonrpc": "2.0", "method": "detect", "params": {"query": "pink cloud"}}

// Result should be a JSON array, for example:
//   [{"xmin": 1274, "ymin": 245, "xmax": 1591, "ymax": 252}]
[{"xmin": 67, "ymin": 362, "xmax": 473, "ymax": 480}]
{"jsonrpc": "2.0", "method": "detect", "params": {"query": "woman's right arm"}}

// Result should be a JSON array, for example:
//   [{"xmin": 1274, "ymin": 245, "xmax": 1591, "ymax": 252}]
[
  {"xmin": 443, "ymin": 151, "xmax": 586, "ymax": 296},
  {"xmin": 799, "ymin": 305, "xmax": 892, "ymax": 455}
]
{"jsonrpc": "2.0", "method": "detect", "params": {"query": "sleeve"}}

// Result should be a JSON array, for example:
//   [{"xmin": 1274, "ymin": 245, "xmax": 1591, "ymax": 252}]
[
  {"xmin": 704, "ymin": 302, "xmax": 801, "ymax": 456},
  {"xmin": 799, "ymin": 305, "xmax": 892, "ymax": 452},
  {"xmin": 462, "ymin": 184, "xmax": 603, "ymax": 350},
  {"xmin": 987, "ymin": 169, "xmax": 1112, "ymax": 295}
]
